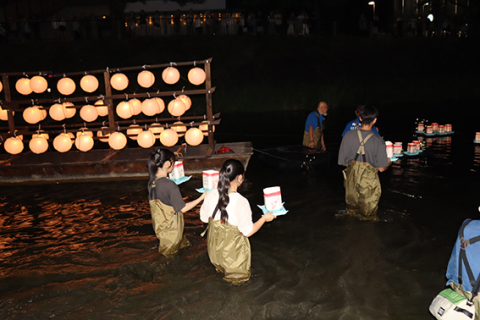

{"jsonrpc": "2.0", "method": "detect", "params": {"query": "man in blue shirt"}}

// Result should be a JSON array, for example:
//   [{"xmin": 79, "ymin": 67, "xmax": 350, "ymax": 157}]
[
  {"xmin": 302, "ymin": 101, "xmax": 328, "ymax": 151},
  {"xmin": 342, "ymin": 105, "xmax": 379, "ymax": 137}
]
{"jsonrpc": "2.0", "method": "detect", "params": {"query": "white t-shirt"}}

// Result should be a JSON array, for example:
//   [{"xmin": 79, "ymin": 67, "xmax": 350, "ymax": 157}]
[{"xmin": 200, "ymin": 189, "xmax": 254, "ymax": 236}]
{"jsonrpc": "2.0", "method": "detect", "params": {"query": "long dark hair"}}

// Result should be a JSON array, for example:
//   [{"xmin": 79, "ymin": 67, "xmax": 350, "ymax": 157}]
[
  {"xmin": 148, "ymin": 148, "xmax": 176, "ymax": 180},
  {"xmin": 215, "ymin": 159, "xmax": 245, "ymax": 222}
]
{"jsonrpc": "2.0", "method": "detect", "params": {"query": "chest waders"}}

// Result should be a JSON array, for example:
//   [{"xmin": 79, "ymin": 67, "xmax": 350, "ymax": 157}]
[
  {"xmin": 202, "ymin": 204, "xmax": 252, "ymax": 284},
  {"xmin": 149, "ymin": 177, "xmax": 189, "ymax": 256},
  {"xmin": 302, "ymin": 111, "xmax": 324, "ymax": 149},
  {"xmin": 344, "ymin": 130, "xmax": 381, "ymax": 221}
]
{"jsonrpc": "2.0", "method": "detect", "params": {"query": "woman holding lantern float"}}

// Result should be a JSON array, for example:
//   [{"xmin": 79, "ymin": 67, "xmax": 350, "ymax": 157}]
[
  {"xmin": 200, "ymin": 159, "xmax": 276, "ymax": 284},
  {"xmin": 148, "ymin": 148, "xmax": 206, "ymax": 257}
]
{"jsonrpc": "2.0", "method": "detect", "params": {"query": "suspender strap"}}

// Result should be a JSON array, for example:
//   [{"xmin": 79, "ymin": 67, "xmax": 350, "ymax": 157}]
[
  {"xmin": 354, "ymin": 130, "xmax": 375, "ymax": 162},
  {"xmin": 316, "ymin": 111, "xmax": 322, "ymax": 128},
  {"xmin": 151, "ymin": 176, "xmax": 162, "ymax": 189},
  {"xmin": 458, "ymin": 219, "xmax": 480, "ymax": 298}
]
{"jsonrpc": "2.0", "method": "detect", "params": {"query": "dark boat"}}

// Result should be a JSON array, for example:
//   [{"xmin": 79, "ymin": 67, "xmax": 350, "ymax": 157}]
[{"xmin": 256, "ymin": 145, "xmax": 332, "ymax": 171}]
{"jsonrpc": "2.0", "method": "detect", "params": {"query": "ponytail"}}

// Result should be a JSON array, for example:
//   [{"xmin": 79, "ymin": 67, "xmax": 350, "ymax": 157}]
[
  {"xmin": 148, "ymin": 148, "xmax": 176, "ymax": 181},
  {"xmin": 215, "ymin": 159, "xmax": 245, "ymax": 222}
]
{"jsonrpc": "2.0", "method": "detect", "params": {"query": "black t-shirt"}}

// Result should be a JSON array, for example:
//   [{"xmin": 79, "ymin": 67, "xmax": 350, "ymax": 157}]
[{"xmin": 148, "ymin": 177, "xmax": 186, "ymax": 212}]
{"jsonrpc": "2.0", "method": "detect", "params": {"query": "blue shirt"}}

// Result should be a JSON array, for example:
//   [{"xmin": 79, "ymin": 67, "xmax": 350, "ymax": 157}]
[
  {"xmin": 342, "ymin": 116, "xmax": 379, "ymax": 137},
  {"xmin": 304, "ymin": 111, "xmax": 325, "ymax": 132}
]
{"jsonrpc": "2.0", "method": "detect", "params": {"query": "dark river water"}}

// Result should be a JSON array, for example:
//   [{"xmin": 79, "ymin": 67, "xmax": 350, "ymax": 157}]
[{"xmin": 1, "ymin": 109, "xmax": 480, "ymax": 320}]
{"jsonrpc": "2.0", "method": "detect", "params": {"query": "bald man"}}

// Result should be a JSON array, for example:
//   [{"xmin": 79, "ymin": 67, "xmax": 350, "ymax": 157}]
[{"xmin": 302, "ymin": 102, "xmax": 328, "ymax": 151}]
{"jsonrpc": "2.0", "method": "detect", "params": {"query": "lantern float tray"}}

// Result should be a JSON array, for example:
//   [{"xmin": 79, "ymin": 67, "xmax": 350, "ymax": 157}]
[
  {"xmin": 393, "ymin": 153, "xmax": 403, "ymax": 157},
  {"xmin": 257, "ymin": 204, "xmax": 288, "ymax": 216},
  {"xmin": 171, "ymin": 176, "xmax": 192, "ymax": 185},
  {"xmin": 474, "ymin": 140, "xmax": 480, "ymax": 144},
  {"xmin": 403, "ymin": 150, "xmax": 423, "ymax": 156},
  {"xmin": 196, "ymin": 188, "xmax": 209, "ymax": 193}
]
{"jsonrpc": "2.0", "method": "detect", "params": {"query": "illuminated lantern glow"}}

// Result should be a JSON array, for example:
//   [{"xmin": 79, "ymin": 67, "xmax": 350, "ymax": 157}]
[
  {"xmin": 149, "ymin": 123, "xmax": 164, "ymax": 139},
  {"xmin": 0, "ymin": 80, "xmax": 3, "ymax": 93},
  {"xmin": 29, "ymin": 76, "xmax": 48, "ymax": 94},
  {"xmin": 185, "ymin": 127, "xmax": 204, "ymax": 146},
  {"xmin": 167, "ymin": 98, "xmax": 186, "ymax": 117},
  {"xmin": 178, "ymin": 95, "xmax": 192, "ymax": 110},
  {"xmin": 29, "ymin": 136, "xmax": 49, "ymax": 154},
  {"xmin": 127, "ymin": 124, "xmax": 142, "ymax": 140},
  {"xmin": 80, "ymin": 104, "xmax": 99, "ymax": 122},
  {"xmin": 137, "ymin": 130, "xmax": 156, "ymax": 148},
  {"xmin": 162, "ymin": 67, "xmax": 180, "ymax": 85},
  {"xmin": 153, "ymin": 97, "xmax": 165, "ymax": 114},
  {"xmin": 188, "ymin": 67, "xmax": 206, "ymax": 86},
  {"xmin": 94, "ymin": 100, "xmax": 109, "ymax": 117},
  {"xmin": 199, "ymin": 120, "xmax": 215, "ymax": 136},
  {"xmin": 53, "ymin": 133, "xmax": 73, "ymax": 153},
  {"xmin": 141, "ymin": 98, "xmax": 160, "ymax": 116},
  {"xmin": 172, "ymin": 121, "xmax": 187, "ymax": 137},
  {"xmin": 16, "ymin": 78, "xmax": 32, "ymax": 95},
  {"xmin": 110, "ymin": 73, "xmax": 129, "ymax": 91},
  {"xmin": 67, "ymin": 132, "xmax": 75, "ymax": 139},
  {"xmin": 75, "ymin": 132, "xmax": 94, "ymax": 152},
  {"xmin": 39, "ymin": 108, "xmax": 47, "ymax": 121},
  {"xmin": 49, "ymin": 103, "xmax": 67, "ymax": 121},
  {"xmin": 57, "ymin": 77, "xmax": 76, "ymax": 95},
  {"xmin": 159, "ymin": 129, "xmax": 178, "ymax": 147},
  {"xmin": 97, "ymin": 127, "xmax": 110, "ymax": 143},
  {"xmin": 76, "ymin": 129, "xmax": 93, "ymax": 138},
  {"xmin": 137, "ymin": 70, "xmax": 155, "ymax": 88},
  {"xmin": 80, "ymin": 75, "xmax": 99, "ymax": 93},
  {"xmin": 4, "ymin": 137, "xmax": 24, "ymax": 155},
  {"xmin": 23, "ymin": 106, "xmax": 43, "ymax": 124},
  {"xmin": 116, "ymin": 101, "xmax": 133, "ymax": 119},
  {"xmin": 8, "ymin": 131, "xmax": 23, "ymax": 141},
  {"xmin": 63, "ymin": 102, "xmax": 77, "ymax": 118},
  {"xmin": 0, "ymin": 107, "xmax": 13, "ymax": 121},
  {"xmin": 108, "ymin": 132, "xmax": 127, "ymax": 150},
  {"xmin": 32, "ymin": 130, "xmax": 49, "ymax": 140},
  {"xmin": 128, "ymin": 98, "xmax": 142, "ymax": 116}
]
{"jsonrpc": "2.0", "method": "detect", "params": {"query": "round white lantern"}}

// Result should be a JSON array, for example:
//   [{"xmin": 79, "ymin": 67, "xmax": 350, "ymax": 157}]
[
  {"xmin": 0, "ymin": 107, "xmax": 12, "ymax": 121},
  {"xmin": 188, "ymin": 67, "xmax": 206, "ymax": 86},
  {"xmin": 80, "ymin": 105, "xmax": 98, "ymax": 122},
  {"xmin": 29, "ymin": 76, "xmax": 48, "ymax": 94},
  {"xmin": 149, "ymin": 123, "xmax": 164, "ymax": 139},
  {"xmin": 23, "ymin": 106, "xmax": 43, "ymax": 124},
  {"xmin": 39, "ymin": 108, "xmax": 47, "ymax": 120},
  {"xmin": 116, "ymin": 101, "xmax": 133, "ymax": 119},
  {"xmin": 94, "ymin": 100, "xmax": 109, "ymax": 117},
  {"xmin": 159, "ymin": 129, "xmax": 178, "ymax": 147},
  {"xmin": 0, "ymin": 80, "xmax": 3, "ymax": 93},
  {"xmin": 167, "ymin": 98, "xmax": 186, "ymax": 117},
  {"xmin": 162, "ymin": 67, "xmax": 180, "ymax": 85},
  {"xmin": 29, "ymin": 136, "xmax": 49, "ymax": 154},
  {"xmin": 141, "ymin": 98, "xmax": 160, "ymax": 116},
  {"xmin": 108, "ymin": 132, "xmax": 127, "ymax": 150},
  {"xmin": 199, "ymin": 120, "xmax": 215, "ymax": 136},
  {"xmin": 137, "ymin": 130, "xmax": 156, "ymax": 148},
  {"xmin": 57, "ymin": 77, "xmax": 76, "ymax": 95},
  {"xmin": 127, "ymin": 124, "xmax": 142, "ymax": 140},
  {"xmin": 75, "ymin": 133, "xmax": 94, "ymax": 152},
  {"xmin": 8, "ymin": 130, "xmax": 23, "ymax": 141},
  {"xmin": 110, "ymin": 73, "xmax": 129, "ymax": 91},
  {"xmin": 128, "ymin": 98, "xmax": 142, "ymax": 116},
  {"xmin": 137, "ymin": 70, "xmax": 155, "ymax": 88},
  {"xmin": 67, "ymin": 132, "xmax": 75, "ymax": 139},
  {"xmin": 80, "ymin": 75, "xmax": 99, "ymax": 93},
  {"xmin": 53, "ymin": 133, "xmax": 73, "ymax": 153},
  {"xmin": 76, "ymin": 129, "xmax": 93, "ymax": 138},
  {"xmin": 63, "ymin": 102, "xmax": 77, "ymax": 118},
  {"xmin": 49, "ymin": 103, "xmax": 67, "ymax": 121},
  {"xmin": 97, "ymin": 127, "xmax": 110, "ymax": 143},
  {"xmin": 32, "ymin": 130, "xmax": 49, "ymax": 140},
  {"xmin": 172, "ymin": 121, "xmax": 187, "ymax": 137},
  {"xmin": 185, "ymin": 128, "xmax": 204, "ymax": 146},
  {"xmin": 153, "ymin": 97, "xmax": 165, "ymax": 114},
  {"xmin": 16, "ymin": 78, "xmax": 32, "ymax": 95},
  {"xmin": 178, "ymin": 95, "xmax": 192, "ymax": 110},
  {"xmin": 4, "ymin": 137, "xmax": 24, "ymax": 154}
]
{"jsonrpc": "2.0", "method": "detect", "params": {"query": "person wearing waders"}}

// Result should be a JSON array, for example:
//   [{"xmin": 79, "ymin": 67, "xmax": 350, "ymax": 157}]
[
  {"xmin": 200, "ymin": 159, "xmax": 276, "ymax": 284},
  {"xmin": 338, "ymin": 106, "xmax": 391, "ymax": 221},
  {"xmin": 147, "ymin": 148, "xmax": 206, "ymax": 256},
  {"xmin": 302, "ymin": 101, "xmax": 328, "ymax": 151},
  {"xmin": 341, "ymin": 105, "xmax": 379, "ymax": 137}
]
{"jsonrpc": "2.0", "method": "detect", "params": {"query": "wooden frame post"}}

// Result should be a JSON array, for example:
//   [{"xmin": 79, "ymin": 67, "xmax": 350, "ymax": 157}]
[{"xmin": 204, "ymin": 58, "xmax": 214, "ymax": 156}]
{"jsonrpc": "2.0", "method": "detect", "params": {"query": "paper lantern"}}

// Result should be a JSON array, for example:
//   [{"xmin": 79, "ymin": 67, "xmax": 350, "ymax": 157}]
[
  {"xmin": 76, "ymin": 130, "xmax": 93, "ymax": 139},
  {"xmin": 80, "ymin": 105, "xmax": 98, "ymax": 122},
  {"xmin": 141, "ymin": 99, "xmax": 160, "ymax": 117},
  {"xmin": 63, "ymin": 102, "xmax": 77, "ymax": 118},
  {"xmin": 162, "ymin": 67, "xmax": 180, "ymax": 85},
  {"xmin": 97, "ymin": 127, "xmax": 110, "ymax": 143},
  {"xmin": 137, "ymin": 130, "xmax": 156, "ymax": 148},
  {"xmin": 39, "ymin": 108, "xmax": 47, "ymax": 120},
  {"xmin": 53, "ymin": 133, "xmax": 73, "ymax": 153},
  {"xmin": 149, "ymin": 123, "xmax": 164, "ymax": 139},
  {"xmin": 116, "ymin": 101, "xmax": 132, "ymax": 119},
  {"xmin": 0, "ymin": 107, "xmax": 12, "ymax": 121},
  {"xmin": 29, "ymin": 76, "xmax": 48, "ymax": 94},
  {"xmin": 178, "ymin": 95, "xmax": 192, "ymax": 110},
  {"xmin": 199, "ymin": 120, "xmax": 215, "ymax": 136},
  {"xmin": 188, "ymin": 67, "xmax": 206, "ymax": 86},
  {"xmin": 127, "ymin": 124, "xmax": 142, "ymax": 140},
  {"xmin": 153, "ymin": 98, "xmax": 165, "ymax": 114},
  {"xmin": 16, "ymin": 78, "xmax": 32, "ymax": 95},
  {"xmin": 67, "ymin": 132, "xmax": 75, "ymax": 139},
  {"xmin": 57, "ymin": 77, "xmax": 76, "ymax": 95},
  {"xmin": 0, "ymin": 81, "xmax": 3, "ymax": 93},
  {"xmin": 29, "ymin": 136, "xmax": 49, "ymax": 154},
  {"xmin": 80, "ymin": 75, "xmax": 99, "ymax": 93},
  {"xmin": 49, "ymin": 103, "xmax": 67, "ymax": 121},
  {"xmin": 94, "ymin": 100, "xmax": 109, "ymax": 117},
  {"xmin": 185, "ymin": 128, "xmax": 204, "ymax": 146},
  {"xmin": 32, "ymin": 130, "xmax": 49, "ymax": 140},
  {"xmin": 4, "ymin": 137, "xmax": 24, "ymax": 154},
  {"xmin": 137, "ymin": 70, "xmax": 155, "ymax": 88},
  {"xmin": 172, "ymin": 121, "xmax": 187, "ymax": 137},
  {"xmin": 159, "ymin": 129, "xmax": 178, "ymax": 147},
  {"xmin": 23, "ymin": 106, "xmax": 43, "ymax": 124},
  {"xmin": 128, "ymin": 98, "xmax": 142, "ymax": 116},
  {"xmin": 8, "ymin": 130, "xmax": 23, "ymax": 141},
  {"xmin": 167, "ymin": 99, "xmax": 186, "ymax": 117},
  {"xmin": 110, "ymin": 73, "xmax": 129, "ymax": 91},
  {"xmin": 108, "ymin": 132, "xmax": 127, "ymax": 150},
  {"xmin": 75, "ymin": 132, "xmax": 94, "ymax": 152}
]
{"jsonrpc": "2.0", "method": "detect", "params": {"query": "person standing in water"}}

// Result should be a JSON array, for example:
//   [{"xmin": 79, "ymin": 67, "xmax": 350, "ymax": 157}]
[
  {"xmin": 148, "ymin": 148, "xmax": 206, "ymax": 256},
  {"xmin": 200, "ymin": 159, "xmax": 276, "ymax": 284},
  {"xmin": 302, "ymin": 101, "xmax": 328, "ymax": 151},
  {"xmin": 342, "ymin": 105, "xmax": 379, "ymax": 137}
]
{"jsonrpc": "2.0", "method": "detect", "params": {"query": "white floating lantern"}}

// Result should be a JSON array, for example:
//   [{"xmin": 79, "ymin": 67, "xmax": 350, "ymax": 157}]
[
  {"xmin": 53, "ymin": 133, "xmax": 73, "ymax": 153},
  {"xmin": 0, "ymin": 107, "xmax": 12, "ymax": 121},
  {"xmin": 16, "ymin": 78, "xmax": 32, "ymax": 95},
  {"xmin": 80, "ymin": 104, "xmax": 98, "ymax": 122},
  {"xmin": 116, "ymin": 101, "xmax": 133, "ymax": 119},
  {"xmin": 188, "ymin": 67, "xmax": 206, "ymax": 86},
  {"xmin": 80, "ymin": 75, "xmax": 99, "ymax": 93},
  {"xmin": 108, "ymin": 132, "xmax": 127, "ymax": 150},
  {"xmin": 29, "ymin": 136, "xmax": 49, "ymax": 154},
  {"xmin": 32, "ymin": 130, "xmax": 49, "ymax": 140},
  {"xmin": 149, "ymin": 123, "xmax": 164, "ymax": 139},
  {"xmin": 160, "ymin": 129, "xmax": 178, "ymax": 147},
  {"xmin": 94, "ymin": 100, "xmax": 109, "ymax": 117},
  {"xmin": 23, "ymin": 106, "xmax": 43, "ymax": 124},
  {"xmin": 63, "ymin": 102, "xmax": 76, "ymax": 118},
  {"xmin": 167, "ymin": 98, "xmax": 186, "ymax": 117},
  {"xmin": 127, "ymin": 124, "xmax": 142, "ymax": 140},
  {"xmin": 137, "ymin": 70, "xmax": 155, "ymax": 88},
  {"xmin": 137, "ymin": 130, "xmax": 156, "ymax": 148},
  {"xmin": 0, "ymin": 80, "xmax": 3, "ymax": 93},
  {"xmin": 141, "ymin": 98, "xmax": 160, "ymax": 117},
  {"xmin": 185, "ymin": 128, "xmax": 204, "ymax": 146},
  {"xmin": 110, "ymin": 73, "xmax": 129, "ymax": 91},
  {"xmin": 75, "ymin": 132, "xmax": 94, "ymax": 152},
  {"xmin": 57, "ymin": 77, "xmax": 76, "ymax": 95},
  {"xmin": 29, "ymin": 76, "xmax": 48, "ymax": 94},
  {"xmin": 128, "ymin": 98, "xmax": 142, "ymax": 116},
  {"xmin": 162, "ymin": 67, "xmax": 180, "ymax": 85},
  {"xmin": 178, "ymin": 95, "xmax": 192, "ymax": 110},
  {"xmin": 199, "ymin": 120, "xmax": 215, "ymax": 136},
  {"xmin": 4, "ymin": 137, "xmax": 24, "ymax": 154},
  {"xmin": 49, "ymin": 103, "xmax": 67, "ymax": 121},
  {"xmin": 172, "ymin": 121, "xmax": 186, "ymax": 137},
  {"xmin": 97, "ymin": 127, "xmax": 110, "ymax": 143},
  {"xmin": 153, "ymin": 97, "xmax": 165, "ymax": 114}
]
